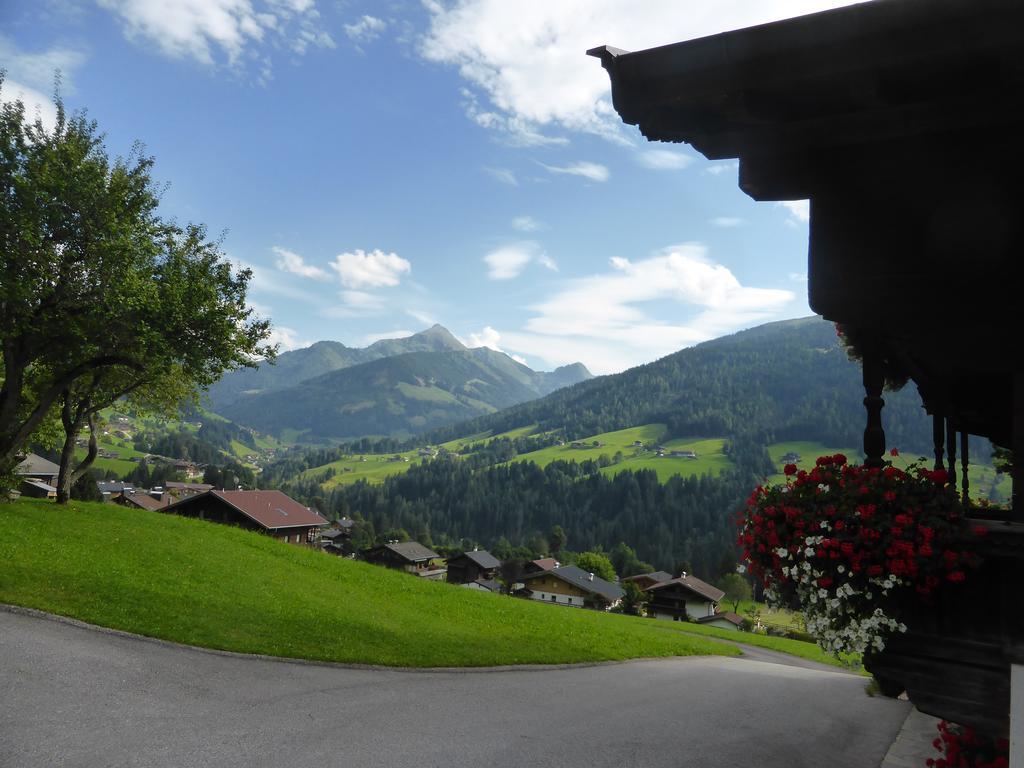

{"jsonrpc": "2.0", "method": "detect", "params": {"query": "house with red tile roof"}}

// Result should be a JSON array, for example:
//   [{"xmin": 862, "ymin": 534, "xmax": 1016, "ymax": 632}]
[{"xmin": 164, "ymin": 489, "xmax": 328, "ymax": 545}]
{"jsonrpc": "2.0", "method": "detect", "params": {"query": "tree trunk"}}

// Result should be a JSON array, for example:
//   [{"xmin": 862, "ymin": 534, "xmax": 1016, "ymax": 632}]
[{"xmin": 55, "ymin": 393, "xmax": 97, "ymax": 505}]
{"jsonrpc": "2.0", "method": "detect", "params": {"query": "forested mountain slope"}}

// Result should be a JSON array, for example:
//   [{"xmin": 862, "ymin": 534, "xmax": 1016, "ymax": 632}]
[{"xmin": 425, "ymin": 316, "xmax": 935, "ymax": 454}]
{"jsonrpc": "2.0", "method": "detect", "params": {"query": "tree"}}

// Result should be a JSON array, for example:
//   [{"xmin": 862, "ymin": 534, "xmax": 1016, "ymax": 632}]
[
  {"xmin": 616, "ymin": 581, "xmax": 649, "ymax": 616},
  {"xmin": 0, "ymin": 78, "xmax": 273, "ymax": 493},
  {"xmin": 548, "ymin": 524, "xmax": 567, "ymax": 554},
  {"xmin": 720, "ymin": 573, "xmax": 752, "ymax": 613},
  {"xmin": 610, "ymin": 541, "xmax": 654, "ymax": 578},
  {"xmin": 574, "ymin": 550, "xmax": 617, "ymax": 582}
]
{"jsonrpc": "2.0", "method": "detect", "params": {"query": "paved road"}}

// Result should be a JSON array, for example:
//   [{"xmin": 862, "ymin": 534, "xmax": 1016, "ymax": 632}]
[{"xmin": 1, "ymin": 610, "xmax": 909, "ymax": 768}]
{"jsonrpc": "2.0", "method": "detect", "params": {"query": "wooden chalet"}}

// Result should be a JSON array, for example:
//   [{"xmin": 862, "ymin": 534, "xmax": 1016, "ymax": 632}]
[
  {"xmin": 520, "ymin": 565, "xmax": 624, "ymax": 611},
  {"xmin": 696, "ymin": 612, "xmax": 744, "ymax": 632},
  {"xmin": 645, "ymin": 573, "xmax": 724, "ymax": 622},
  {"xmin": 114, "ymin": 490, "xmax": 173, "ymax": 511},
  {"xmin": 164, "ymin": 489, "xmax": 328, "ymax": 544},
  {"xmin": 361, "ymin": 541, "xmax": 447, "ymax": 580},
  {"xmin": 620, "ymin": 570, "xmax": 673, "ymax": 591},
  {"xmin": 591, "ymin": 0, "xmax": 1024, "ymax": 742},
  {"xmin": 15, "ymin": 453, "xmax": 59, "ymax": 498},
  {"xmin": 445, "ymin": 549, "xmax": 501, "ymax": 585}
]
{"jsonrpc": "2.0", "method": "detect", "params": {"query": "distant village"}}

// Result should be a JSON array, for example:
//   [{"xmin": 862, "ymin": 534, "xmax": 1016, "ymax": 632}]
[{"xmin": 13, "ymin": 451, "xmax": 743, "ymax": 630}]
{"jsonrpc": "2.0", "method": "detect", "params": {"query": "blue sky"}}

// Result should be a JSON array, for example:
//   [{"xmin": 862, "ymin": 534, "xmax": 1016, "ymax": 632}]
[{"xmin": 2, "ymin": 0, "xmax": 861, "ymax": 374}]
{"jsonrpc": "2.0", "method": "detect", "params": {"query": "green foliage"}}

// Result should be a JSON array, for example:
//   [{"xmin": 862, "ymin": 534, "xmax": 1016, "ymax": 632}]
[
  {"xmin": 0, "ymin": 77, "xmax": 273, "ymax": 483},
  {"xmin": 70, "ymin": 470, "xmax": 104, "ymax": 502},
  {"xmin": 610, "ymin": 542, "xmax": 654, "ymax": 578},
  {"xmin": 0, "ymin": 499, "xmax": 738, "ymax": 667},
  {"xmin": 307, "ymin": 455, "xmax": 752, "ymax": 574},
  {"xmin": 572, "ymin": 551, "xmax": 617, "ymax": 582},
  {"xmin": 616, "ymin": 581, "xmax": 649, "ymax": 616},
  {"xmin": 719, "ymin": 573, "xmax": 752, "ymax": 612}
]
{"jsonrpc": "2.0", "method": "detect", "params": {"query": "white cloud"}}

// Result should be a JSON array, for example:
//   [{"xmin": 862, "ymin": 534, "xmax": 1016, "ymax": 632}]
[
  {"xmin": 361, "ymin": 329, "xmax": 414, "ymax": 345},
  {"xmin": 495, "ymin": 244, "xmax": 798, "ymax": 373},
  {"xmin": 540, "ymin": 161, "xmax": 609, "ymax": 183},
  {"xmin": 272, "ymin": 245, "xmax": 330, "ymax": 280},
  {"xmin": 511, "ymin": 215, "xmax": 543, "ymax": 232},
  {"xmin": 97, "ymin": 0, "xmax": 334, "ymax": 70},
  {"xmin": 705, "ymin": 161, "xmax": 739, "ymax": 176},
  {"xmin": 421, "ymin": 1, "xmax": 863, "ymax": 144},
  {"xmin": 537, "ymin": 253, "xmax": 558, "ymax": 272},
  {"xmin": 484, "ymin": 245, "xmax": 532, "ymax": 280},
  {"xmin": 0, "ymin": 37, "xmax": 88, "ymax": 132},
  {"xmin": 0, "ymin": 79, "xmax": 59, "ymax": 133},
  {"xmin": 484, "ymin": 166, "xmax": 518, "ymax": 185},
  {"xmin": 344, "ymin": 14, "xmax": 386, "ymax": 43},
  {"xmin": 711, "ymin": 217, "xmax": 743, "ymax": 228},
  {"xmin": 266, "ymin": 325, "xmax": 309, "ymax": 352},
  {"xmin": 468, "ymin": 326, "xmax": 528, "ymax": 365},
  {"xmin": 484, "ymin": 242, "xmax": 554, "ymax": 280},
  {"xmin": 231, "ymin": 257, "xmax": 312, "ymax": 301},
  {"xmin": 330, "ymin": 249, "xmax": 411, "ymax": 288},
  {"xmin": 789, "ymin": 272, "xmax": 808, "ymax": 283},
  {"xmin": 0, "ymin": 36, "xmax": 87, "ymax": 93},
  {"xmin": 778, "ymin": 199, "xmax": 810, "ymax": 224},
  {"xmin": 638, "ymin": 149, "xmax": 694, "ymax": 171}
]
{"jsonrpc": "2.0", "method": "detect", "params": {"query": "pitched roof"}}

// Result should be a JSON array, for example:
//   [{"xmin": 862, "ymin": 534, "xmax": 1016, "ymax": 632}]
[
  {"xmin": 531, "ymin": 557, "xmax": 559, "ymax": 571},
  {"xmin": 167, "ymin": 490, "xmax": 328, "ymax": 530},
  {"xmin": 120, "ymin": 491, "xmax": 172, "ymax": 511},
  {"xmin": 468, "ymin": 578, "xmax": 503, "ymax": 593},
  {"xmin": 165, "ymin": 482, "xmax": 213, "ymax": 491},
  {"xmin": 449, "ymin": 549, "xmax": 501, "ymax": 570},
  {"xmin": 16, "ymin": 453, "xmax": 60, "ymax": 477},
  {"xmin": 646, "ymin": 573, "xmax": 725, "ymax": 603},
  {"xmin": 621, "ymin": 570, "xmax": 672, "ymax": 586},
  {"xmin": 97, "ymin": 481, "xmax": 134, "ymax": 495},
  {"xmin": 22, "ymin": 479, "xmax": 56, "ymax": 493},
  {"xmin": 523, "ymin": 565, "xmax": 624, "ymax": 603},
  {"xmin": 377, "ymin": 540, "xmax": 441, "ymax": 562},
  {"xmin": 697, "ymin": 612, "xmax": 744, "ymax": 627}
]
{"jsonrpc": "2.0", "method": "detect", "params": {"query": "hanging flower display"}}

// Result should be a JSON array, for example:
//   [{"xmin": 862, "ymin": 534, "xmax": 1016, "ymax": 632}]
[
  {"xmin": 738, "ymin": 453, "xmax": 984, "ymax": 655},
  {"xmin": 928, "ymin": 719, "xmax": 1009, "ymax": 768}
]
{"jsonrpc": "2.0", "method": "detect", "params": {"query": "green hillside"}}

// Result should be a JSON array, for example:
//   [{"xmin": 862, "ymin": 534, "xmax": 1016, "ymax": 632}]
[
  {"xmin": 209, "ymin": 325, "xmax": 591, "ymax": 440},
  {"xmin": 0, "ymin": 499, "xmax": 742, "ymax": 667},
  {"xmin": 223, "ymin": 346, "xmax": 592, "ymax": 441},
  {"xmin": 424, "ymin": 316, "xmax": 943, "ymax": 455}
]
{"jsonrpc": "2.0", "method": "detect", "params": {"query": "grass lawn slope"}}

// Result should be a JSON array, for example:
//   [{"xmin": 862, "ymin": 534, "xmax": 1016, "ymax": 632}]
[{"xmin": 0, "ymin": 499, "xmax": 738, "ymax": 667}]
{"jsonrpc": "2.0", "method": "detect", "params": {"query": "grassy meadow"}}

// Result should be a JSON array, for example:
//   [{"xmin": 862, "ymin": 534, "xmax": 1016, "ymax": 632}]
[{"xmin": 0, "ymin": 499, "xmax": 746, "ymax": 667}]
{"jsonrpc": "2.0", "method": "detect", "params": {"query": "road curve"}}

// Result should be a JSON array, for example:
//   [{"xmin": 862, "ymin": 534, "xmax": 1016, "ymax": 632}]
[{"xmin": 1, "ymin": 609, "xmax": 908, "ymax": 768}]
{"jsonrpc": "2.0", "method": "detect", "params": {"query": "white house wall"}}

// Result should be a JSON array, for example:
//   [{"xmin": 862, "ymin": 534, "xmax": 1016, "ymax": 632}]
[{"xmin": 530, "ymin": 591, "xmax": 582, "ymax": 608}]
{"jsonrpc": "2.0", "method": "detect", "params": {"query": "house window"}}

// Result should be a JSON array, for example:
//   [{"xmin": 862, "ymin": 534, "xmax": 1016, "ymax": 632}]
[
  {"xmin": 567, "ymin": 597, "xmax": 572, "ymax": 604},
  {"xmin": 551, "ymin": 595, "xmax": 556, "ymax": 602}
]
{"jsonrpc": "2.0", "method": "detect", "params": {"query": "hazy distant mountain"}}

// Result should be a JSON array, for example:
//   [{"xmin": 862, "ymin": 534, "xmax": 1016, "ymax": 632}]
[
  {"xmin": 219, "ymin": 344, "xmax": 593, "ymax": 440},
  {"xmin": 205, "ymin": 324, "xmax": 567, "ymax": 413}
]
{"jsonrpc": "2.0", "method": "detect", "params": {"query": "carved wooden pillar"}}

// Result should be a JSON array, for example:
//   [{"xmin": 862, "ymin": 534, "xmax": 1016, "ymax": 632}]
[
  {"xmin": 947, "ymin": 417, "xmax": 958, "ymax": 490},
  {"xmin": 933, "ymin": 413, "xmax": 946, "ymax": 471},
  {"xmin": 1013, "ymin": 372, "xmax": 1023, "ymax": 523},
  {"xmin": 960, "ymin": 431, "xmax": 969, "ymax": 504},
  {"xmin": 862, "ymin": 352, "xmax": 886, "ymax": 468}
]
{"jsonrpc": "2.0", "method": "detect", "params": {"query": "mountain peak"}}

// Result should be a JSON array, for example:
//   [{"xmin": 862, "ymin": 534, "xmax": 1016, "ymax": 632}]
[{"xmin": 414, "ymin": 324, "xmax": 466, "ymax": 349}]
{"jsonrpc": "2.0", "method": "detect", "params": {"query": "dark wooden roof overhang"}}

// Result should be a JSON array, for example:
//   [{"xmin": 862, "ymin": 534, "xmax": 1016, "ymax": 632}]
[{"xmin": 591, "ymin": 0, "xmax": 1024, "ymax": 449}]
